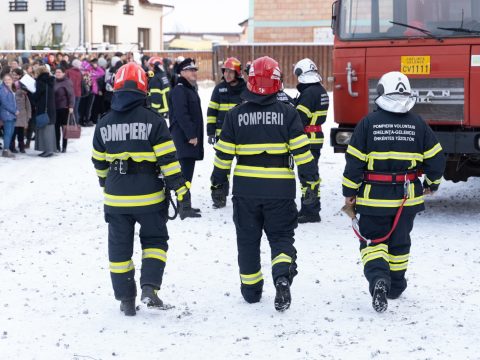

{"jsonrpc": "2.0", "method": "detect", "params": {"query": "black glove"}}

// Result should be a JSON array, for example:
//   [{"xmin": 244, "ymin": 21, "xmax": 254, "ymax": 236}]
[
  {"xmin": 211, "ymin": 183, "xmax": 227, "ymax": 208},
  {"xmin": 302, "ymin": 181, "xmax": 320, "ymax": 206},
  {"xmin": 99, "ymin": 177, "xmax": 106, "ymax": 188},
  {"xmin": 178, "ymin": 191, "xmax": 202, "ymax": 220},
  {"xmin": 208, "ymin": 135, "xmax": 217, "ymax": 145}
]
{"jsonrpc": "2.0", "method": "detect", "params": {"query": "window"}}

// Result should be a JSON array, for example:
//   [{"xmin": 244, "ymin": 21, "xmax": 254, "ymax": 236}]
[
  {"xmin": 46, "ymin": 0, "xmax": 65, "ymax": 11},
  {"xmin": 14, "ymin": 24, "xmax": 25, "ymax": 49},
  {"xmin": 103, "ymin": 25, "xmax": 117, "ymax": 44},
  {"xmin": 124, "ymin": 0, "xmax": 134, "ymax": 15},
  {"xmin": 9, "ymin": 1, "xmax": 28, "ymax": 11},
  {"xmin": 52, "ymin": 23, "xmax": 63, "ymax": 45},
  {"xmin": 138, "ymin": 28, "xmax": 150, "ymax": 50}
]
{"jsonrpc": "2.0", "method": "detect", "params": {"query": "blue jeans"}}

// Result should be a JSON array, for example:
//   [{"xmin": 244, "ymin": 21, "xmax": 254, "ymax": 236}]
[{"xmin": 2, "ymin": 120, "xmax": 15, "ymax": 150}]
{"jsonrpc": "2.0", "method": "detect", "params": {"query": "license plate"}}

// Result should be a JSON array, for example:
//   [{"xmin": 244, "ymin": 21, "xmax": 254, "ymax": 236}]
[{"xmin": 401, "ymin": 56, "xmax": 431, "ymax": 74}]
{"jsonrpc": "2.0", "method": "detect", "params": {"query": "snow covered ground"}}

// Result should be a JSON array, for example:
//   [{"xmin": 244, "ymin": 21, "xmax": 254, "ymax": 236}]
[{"xmin": 1, "ymin": 85, "xmax": 479, "ymax": 360}]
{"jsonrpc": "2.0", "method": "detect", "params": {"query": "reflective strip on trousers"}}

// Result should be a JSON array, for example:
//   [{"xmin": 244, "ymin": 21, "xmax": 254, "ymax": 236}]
[
  {"xmin": 104, "ymin": 190, "xmax": 166, "ymax": 207},
  {"xmin": 142, "ymin": 248, "xmax": 167, "ymax": 263},
  {"xmin": 272, "ymin": 253, "xmax": 292, "ymax": 266},
  {"xmin": 360, "ymin": 243, "xmax": 388, "ymax": 266},
  {"xmin": 110, "ymin": 260, "xmax": 134, "ymax": 274},
  {"xmin": 240, "ymin": 271, "xmax": 264, "ymax": 285},
  {"xmin": 234, "ymin": 165, "xmax": 295, "ymax": 179}
]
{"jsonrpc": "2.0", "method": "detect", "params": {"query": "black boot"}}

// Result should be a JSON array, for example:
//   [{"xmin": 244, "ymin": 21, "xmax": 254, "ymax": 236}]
[
  {"xmin": 372, "ymin": 278, "xmax": 388, "ymax": 312},
  {"xmin": 274, "ymin": 276, "xmax": 291, "ymax": 312},
  {"xmin": 298, "ymin": 214, "xmax": 321, "ymax": 224},
  {"xmin": 141, "ymin": 285, "xmax": 164, "ymax": 309},
  {"xmin": 120, "ymin": 299, "xmax": 136, "ymax": 316},
  {"xmin": 62, "ymin": 139, "xmax": 67, "ymax": 153}
]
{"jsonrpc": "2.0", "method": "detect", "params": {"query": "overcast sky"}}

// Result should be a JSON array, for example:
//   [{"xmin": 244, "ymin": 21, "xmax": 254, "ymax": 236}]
[{"xmin": 163, "ymin": 0, "xmax": 250, "ymax": 33}]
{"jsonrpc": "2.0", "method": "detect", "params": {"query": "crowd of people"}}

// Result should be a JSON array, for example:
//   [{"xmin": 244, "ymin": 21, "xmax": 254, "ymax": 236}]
[{"xmin": 0, "ymin": 52, "xmax": 186, "ymax": 158}]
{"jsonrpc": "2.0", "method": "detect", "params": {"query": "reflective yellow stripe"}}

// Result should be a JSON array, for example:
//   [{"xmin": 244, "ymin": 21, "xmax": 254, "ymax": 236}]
[
  {"xmin": 142, "ymin": 248, "xmax": 167, "ymax": 262},
  {"xmin": 214, "ymin": 155, "xmax": 233, "ymax": 170},
  {"xmin": 364, "ymin": 184, "xmax": 371, "ymax": 199},
  {"xmin": 240, "ymin": 271, "xmax": 264, "ymax": 285},
  {"xmin": 234, "ymin": 165, "xmax": 295, "ymax": 179},
  {"xmin": 150, "ymin": 88, "xmax": 170, "ymax": 94},
  {"xmin": 208, "ymin": 101, "xmax": 220, "ymax": 110},
  {"xmin": 425, "ymin": 175, "xmax": 442, "ymax": 186},
  {"xmin": 218, "ymin": 103, "xmax": 237, "ymax": 111},
  {"xmin": 356, "ymin": 196, "xmax": 424, "ymax": 208},
  {"xmin": 153, "ymin": 140, "xmax": 176, "ymax": 157},
  {"xmin": 207, "ymin": 116, "xmax": 217, "ymax": 124},
  {"xmin": 346, "ymin": 145, "xmax": 367, "ymax": 162},
  {"xmin": 160, "ymin": 161, "xmax": 181, "ymax": 176},
  {"xmin": 110, "ymin": 260, "xmax": 134, "ymax": 274},
  {"xmin": 104, "ymin": 190, "xmax": 165, "ymax": 207},
  {"xmin": 92, "ymin": 148, "xmax": 106, "ymax": 161},
  {"xmin": 214, "ymin": 140, "xmax": 236, "ymax": 155},
  {"xmin": 288, "ymin": 135, "xmax": 310, "ymax": 150},
  {"xmin": 309, "ymin": 138, "xmax": 324, "ymax": 144},
  {"xmin": 342, "ymin": 176, "xmax": 361, "ymax": 190},
  {"xmin": 106, "ymin": 152, "xmax": 157, "ymax": 162},
  {"xmin": 216, "ymin": 128, "xmax": 222, "ymax": 136},
  {"xmin": 409, "ymin": 182, "xmax": 415, "ymax": 199},
  {"xmin": 367, "ymin": 151, "xmax": 423, "ymax": 162},
  {"xmin": 96, "ymin": 168, "xmax": 109, "ymax": 178},
  {"xmin": 389, "ymin": 253, "xmax": 409, "ymax": 263},
  {"xmin": 272, "ymin": 253, "xmax": 292, "ymax": 266},
  {"xmin": 360, "ymin": 243, "xmax": 388, "ymax": 266},
  {"xmin": 296, "ymin": 104, "xmax": 312, "ymax": 118},
  {"xmin": 175, "ymin": 181, "xmax": 191, "ymax": 201},
  {"xmin": 236, "ymin": 143, "xmax": 288, "ymax": 155},
  {"xmin": 424, "ymin": 143, "xmax": 443, "ymax": 159},
  {"xmin": 293, "ymin": 150, "xmax": 314, "ymax": 166},
  {"xmin": 389, "ymin": 262, "xmax": 408, "ymax": 271}
]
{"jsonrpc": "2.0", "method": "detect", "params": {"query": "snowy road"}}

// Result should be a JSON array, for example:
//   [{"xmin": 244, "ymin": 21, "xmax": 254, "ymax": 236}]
[{"xmin": 1, "ymin": 86, "xmax": 479, "ymax": 360}]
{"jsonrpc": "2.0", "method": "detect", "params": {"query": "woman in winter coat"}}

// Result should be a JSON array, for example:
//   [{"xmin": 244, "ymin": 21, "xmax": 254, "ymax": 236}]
[
  {"xmin": 54, "ymin": 67, "xmax": 75, "ymax": 152},
  {"xmin": 0, "ymin": 73, "xmax": 18, "ymax": 158},
  {"xmin": 33, "ymin": 65, "xmax": 56, "ymax": 157},
  {"xmin": 10, "ymin": 68, "xmax": 31, "ymax": 153}
]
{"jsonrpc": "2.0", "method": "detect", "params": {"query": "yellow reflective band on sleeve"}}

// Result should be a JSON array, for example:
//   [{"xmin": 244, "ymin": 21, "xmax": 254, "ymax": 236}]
[
  {"xmin": 153, "ymin": 140, "xmax": 176, "ymax": 157},
  {"xmin": 96, "ymin": 168, "xmax": 109, "ymax": 178},
  {"xmin": 208, "ymin": 101, "xmax": 220, "ymax": 110},
  {"xmin": 92, "ymin": 148, "xmax": 106, "ymax": 161},
  {"xmin": 105, "ymin": 152, "xmax": 157, "ymax": 162},
  {"xmin": 360, "ymin": 243, "xmax": 388, "ymax": 266},
  {"xmin": 296, "ymin": 104, "xmax": 312, "ymax": 118},
  {"xmin": 216, "ymin": 129, "xmax": 222, "ymax": 136},
  {"xmin": 142, "ymin": 248, "xmax": 167, "ymax": 263},
  {"xmin": 293, "ymin": 150, "xmax": 314, "ymax": 166},
  {"xmin": 236, "ymin": 143, "xmax": 288, "ymax": 155},
  {"xmin": 160, "ymin": 161, "xmax": 182, "ymax": 176},
  {"xmin": 367, "ymin": 151, "xmax": 423, "ymax": 162},
  {"xmin": 234, "ymin": 165, "xmax": 295, "ymax": 179},
  {"xmin": 342, "ymin": 176, "xmax": 362, "ymax": 190},
  {"xmin": 364, "ymin": 184, "xmax": 371, "ymax": 199},
  {"xmin": 424, "ymin": 143, "xmax": 443, "ymax": 159},
  {"xmin": 176, "ymin": 181, "xmax": 191, "ymax": 201},
  {"xmin": 425, "ymin": 176, "xmax": 442, "ymax": 186},
  {"xmin": 288, "ymin": 135, "xmax": 310, "ymax": 150},
  {"xmin": 214, "ymin": 140, "xmax": 236, "ymax": 155},
  {"xmin": 218, "ymin": 103, "xmax": 237, "ymax": 111},
  {"xmin": 214, "ymin": 155, "xmax": 233, "ymax": 170},
  {"xmin": 207, "ymin": 116, "xmax": 217, "ymax": 124},
  {"xmin": 240, "ymin": 271, "xmax": 264, "ymax": 285},
  {"xmin": 309, "ymin": 138, "xmax": 324, "ymax": 145},
  {"xmin": 356, "ymin": 196, "xmax": 424, "ymax": 208},
  {"xmin": 104, "ymin": 190, "xmax": 166, "ymax": 207},
  {"xmin": 346, "ymin": 145, "xmax": 367, "ymax": 162},
  {"xmin": 149, "ymin": 88, "xmax": 170, "ymax": 95},
  {"xmin": 109, "ymin": 260, "xmax": 134, "ymax": 274},
  {"xmin": 271, "ymin": 253, "xmax": 292, "ymax": 266}
]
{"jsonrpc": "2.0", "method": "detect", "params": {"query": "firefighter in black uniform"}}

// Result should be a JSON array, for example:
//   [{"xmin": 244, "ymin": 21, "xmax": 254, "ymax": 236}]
[
  {"xmin": 146, "ymin": 56, "xmax": 171, "ymax": 118},
  {"xmin": 342, "ymin": 71, "xmax": 445, "ymax": 312},
  {"xmin": 293, "ymin": 58, "xmax": 330, "ymax": 223},
  {"xmin": 92, "ymin": 63, "xmax": 198, "ymax": 316},
  {"xmin": 211, "ymin": 56, "xmax": 319, "ymax": 312}
]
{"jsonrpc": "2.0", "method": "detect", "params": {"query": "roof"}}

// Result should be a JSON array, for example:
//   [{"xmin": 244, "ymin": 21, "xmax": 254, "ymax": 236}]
[
  {"xmin": 139, "ymin": 0, "xmax": 174, "ymax": 8},
  {"xmin": 168, "ymin": 38, "xmax": 214, "ymax": 51}
]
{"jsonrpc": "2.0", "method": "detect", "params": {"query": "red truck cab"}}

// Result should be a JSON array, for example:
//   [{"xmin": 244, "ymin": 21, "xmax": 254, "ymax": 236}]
[{"xmin": 330, "ymin": 0, "xmax": 480, "ymax": 181}]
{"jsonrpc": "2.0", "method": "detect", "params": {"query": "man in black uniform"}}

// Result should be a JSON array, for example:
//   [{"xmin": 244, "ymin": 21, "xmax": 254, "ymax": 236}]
[
  {"xmin": 293, "ymin": 58, "xmax": 329, "ymax": 223},
  {"xmin": 342, "ymin": 71, "xmax": 445, "ymax": 312},
  {"xmin": 211, "ymin": 56, "xmax": 319, "ymax": 312},
  {"xmin": 92, "ymin": 62, "xmax": 198, "ymax": 316},
  {"xmin": 146, "ymin": 56, "xmax": 171, "ymax": 118}
]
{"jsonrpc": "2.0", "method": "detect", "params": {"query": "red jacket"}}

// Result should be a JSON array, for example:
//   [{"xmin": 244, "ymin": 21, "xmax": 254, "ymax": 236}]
[{"xmin": 66, "ymin": 68, "xmax": 82, "ymax": 97}]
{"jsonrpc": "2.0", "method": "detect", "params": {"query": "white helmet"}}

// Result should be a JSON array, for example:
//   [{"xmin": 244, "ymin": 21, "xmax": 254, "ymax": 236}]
[
  {"xmin": 375, "ymin": 71, "xmax": 416, "ymax": 113},
  {"xmin": 293, "ymin": 58, "xmax": 322, "ymax": 84}
]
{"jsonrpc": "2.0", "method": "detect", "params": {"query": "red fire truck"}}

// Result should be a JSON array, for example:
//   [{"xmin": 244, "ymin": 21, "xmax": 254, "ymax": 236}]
[{"xmin": 330, "ymin": 0, "xmax": 480, "ymax": 181}]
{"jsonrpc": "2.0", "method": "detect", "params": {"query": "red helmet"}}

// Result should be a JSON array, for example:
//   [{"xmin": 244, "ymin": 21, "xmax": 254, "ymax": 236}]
[
  {"xmin": 113, "ymin": 62, "xmax": 148, "ymax": 94},
  {"xmin": 247, "ymin": 56, "xmax": 282, "ymax": 95},
  {"xmin": 222, "ymin": 57, "xmax": 242, "ymax": 77},
  {"xmin": 148, "ymin": 56, "xmax": 163, "ymax": 67}
]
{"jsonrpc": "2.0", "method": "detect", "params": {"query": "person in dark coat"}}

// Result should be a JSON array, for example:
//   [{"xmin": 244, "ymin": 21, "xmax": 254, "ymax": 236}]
[
  {"xmin": 168, "ymin": 57, "xmax": 204, "ymax": 198},
  {"xmin": 34, "ymin": 66, "xmax": 56, "ymax": 157},
  {"xmin": 54, "ymin": 67, "xmax": 75, "ymax": 152}
]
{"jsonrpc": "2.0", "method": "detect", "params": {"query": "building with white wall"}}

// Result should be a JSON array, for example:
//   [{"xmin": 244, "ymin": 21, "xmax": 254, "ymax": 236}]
[{"xmin": 0, "ymin": 0, "xmax": 173, "ymax": 51}]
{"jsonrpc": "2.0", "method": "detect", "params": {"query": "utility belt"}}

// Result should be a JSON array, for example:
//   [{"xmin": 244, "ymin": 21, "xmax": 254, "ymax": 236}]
[
  {"xmin": 109, "ymin": 159, "xmax": 159, "ymax": 175},
  {"xmin": 304, "ymin": 125, "xmax": 322, "ymax": 133},
  {"xmin": 363, "ymin": 169, "xmax": 423, "ymax": 185},
  {"xmin": 237, "ymin": 154, "xmax": 293, "ymax": 169}
]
